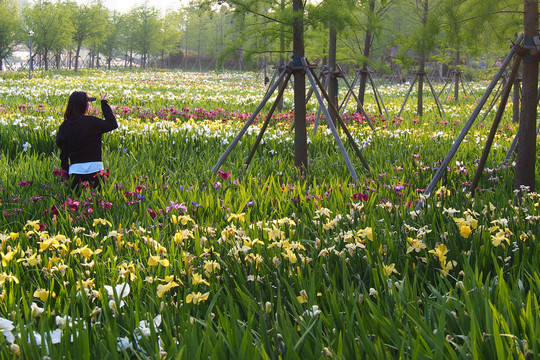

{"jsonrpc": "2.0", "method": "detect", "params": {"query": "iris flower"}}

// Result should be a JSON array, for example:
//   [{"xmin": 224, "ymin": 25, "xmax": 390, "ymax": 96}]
[
  {"xmin": 192, "ymin": 272, "xmax": 210, "ymax": 286},
  {"xmin": 33, "ymin": 289, "xmax": 55, "ymax": 301},
  {"xmin": 459, "ymin": 225, "xmax": 472, "ymax": 239},
  {"xmin": 356, "ymin": 227, "xmax": 373, "ymax": 241},
  {"xmin": 186, "ymin": 291, "xmax": 210, "ymax": 304},
  {"xmin": 148, "ymin": 254, "xmax": 170, "ymax": 267},
  {"xmin": 492, "ymin": 231, "xmax": 510, "ymax": 247},
  {"xmin": 93, "ymin": 218, "xmax": 113, "ymax": 227},
  {"xmin": 104, "ymin": 282, "xmax": 128, "ymax": 297},
  {"xmin": 383, "ymin": 263, "xmax": 400, "ymax": 276},
  {"xmin": 157, "ymin": 281, "xmax": 180, "ymax": 298},
  {"xmin": 297, "ymin": 290, "xmax": 308, "ymax": 304},
  {"xmin": 406, "ymin": 237, "xmax": 427, "ymax": 253},
  {"xmin": 227, "ymin": 213, "xmax": 245, "ymax": 222},
  {"xmin": 217, "ymin": 169, "xmax": 231, "ymax": 180},
  {"xmin": 1, "ymin": 247, "xmax": 18, "ymax": 266},
  {"xmin": 429, "ymin": 244, "xmax": 448, "ymax": 263}
]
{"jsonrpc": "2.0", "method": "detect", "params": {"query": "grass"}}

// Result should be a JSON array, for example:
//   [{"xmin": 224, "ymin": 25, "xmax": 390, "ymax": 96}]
[{"xmin": 0, "ymin": 69, "xmax": 538, "ymax": 359}]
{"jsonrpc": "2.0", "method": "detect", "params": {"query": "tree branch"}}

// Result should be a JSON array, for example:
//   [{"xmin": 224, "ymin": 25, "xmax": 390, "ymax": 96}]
[
  {"xmin": 225, "ymin": 0, "xmax": 285, "ymax": 24},
  {"xmin": 462, "ymin": 10, "xmax": 523, "ymax": 23}
]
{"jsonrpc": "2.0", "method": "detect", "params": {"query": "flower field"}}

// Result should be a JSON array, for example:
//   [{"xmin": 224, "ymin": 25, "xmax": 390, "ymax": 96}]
[{"xmin": 0, "ymin": 70, "xmax": 539, "ymax": 359}]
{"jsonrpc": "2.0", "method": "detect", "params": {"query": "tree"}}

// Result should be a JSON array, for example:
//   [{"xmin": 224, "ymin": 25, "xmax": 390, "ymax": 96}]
[
  {"xmin": 23, "ymin": 1, "xmax": 73, "ymax": 71},
  {"xmin": 196, "ymin": 0, "xmax": 308, "ymax": 168},
  {"xmin": 120, "ymin": 10, "xmax": 139, "ymax": 69},
  {"xmin": 346, "ymin": 0, "xmax": 396, "ymax": 110},
  {"xmin": 100, "ymin": 11, "xmax": 123, "ymax": 70},
  {"xmin": 157, "ymin": 11, "xmax": 183, "ymax": 68},
  {"xmin": 392, "ymin": 0, "xmax": 442, "ymax": 116},
  {"xmin": 292, "ymin": 0, "xmax": 307, "ymax": 170},
  {"xmin": 197, "ymin": 0, "xmax": 294, "ymax": 103},
  {"xmin": 0, "ymin": 0, "xmax": 19, "ymax": 70},
  {"xmin": 133, "ymin": 3, "xmax": 161, "ymax": 69},
  {"xmin": 514, "ymin": 0, "xmax": 538, "ymax": 192},
  {"xmin": 67, "ymin": 1, "xmax": 107, "ymax": 72},
  {"xmin": 437, "ymin": 0, "xmax": 521, "ymax": 100},
  {"xmin": 309, "ymin": 0, "xmax": 356, "ymax": 122}
]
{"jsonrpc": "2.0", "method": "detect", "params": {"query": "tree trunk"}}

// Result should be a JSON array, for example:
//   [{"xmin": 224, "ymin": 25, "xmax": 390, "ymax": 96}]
[
  {"xmin": 293, "ymin": 0, "xmax": 307, "ymax": 171},
  {"xmin": 515, "ymin": 0, "xmax": 538, "ymax": 192},
  {"xmin": 417, "ymin": 0, "xmax": 429, "ymax": 116},
  {"xmin": 184, "ymin": 30, "xmax": 188, "ymax": 70},
  {"xmin": 357, "ymin": 0, "xmax": 375, "ymax": 110},
  {"xmin": 197, "ymin": 27, "xmax": 202, "ymax": 72},
  {"xmin": 277, "ymin": 0, "xmax": 286, "ymax": 112},
  {"xmin": 327, "ymin": 23, "xmax": 338, "ymax": 126},
  {"xmin": 44, "ymin": 49, "xmax": 49, "ymax": 71},
  {"xmin": 454, "ymin": 50, "xmax": 460, "ymax": 100},
  {"xmin": 417, "ymin": 57, "xmax": 425, "ymax": 116},
  {"xmin": 75, "ymin": 44, "xmax": 81, "ymax": 72}
]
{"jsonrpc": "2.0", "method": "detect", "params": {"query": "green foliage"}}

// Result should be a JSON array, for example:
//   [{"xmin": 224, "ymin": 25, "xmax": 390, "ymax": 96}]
[
  {"xmin": 0, "ymin": 0, "xmax": 19, "ymax": 68},
  {"xmin": 1, "ymin": 70, "xmax": 539, "ymax": 359},
  {"xmin": 22, "ymin": 0, "xmax": 74, "ymax": 70},
  {"xmin": 0, "ymin": 0, "xmax": 521, "ymax": 74}
]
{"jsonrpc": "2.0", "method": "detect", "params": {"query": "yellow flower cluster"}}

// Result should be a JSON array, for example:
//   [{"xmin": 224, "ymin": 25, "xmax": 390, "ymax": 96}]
[{"xmin": 453, "ymin": 210, "xmax": 478, "ymax": 239}]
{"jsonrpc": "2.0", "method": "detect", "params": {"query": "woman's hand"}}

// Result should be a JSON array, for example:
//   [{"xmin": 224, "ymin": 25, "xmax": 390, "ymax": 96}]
[{"xmin": 100, "ymin": 92, "xmax": 109, "ymax": 102}]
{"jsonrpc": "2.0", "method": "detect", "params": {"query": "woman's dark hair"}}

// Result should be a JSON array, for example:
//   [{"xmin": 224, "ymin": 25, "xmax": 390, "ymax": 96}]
[{"xmin": 64, "ymin": 91, "xmax": 89, "ymax": 121}]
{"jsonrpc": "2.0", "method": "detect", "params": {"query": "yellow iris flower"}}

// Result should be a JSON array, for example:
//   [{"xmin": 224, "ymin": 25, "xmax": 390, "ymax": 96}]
[
  {"xmin": 33, "ymin": 289, "xmax": 55, "ymax": 301},
  {"xmin": 406, "ymin": 237, "xmax": 427, "ymax": 253},
  {"xmin": 93, "ymin": 218, "xmax": 112, "ymax": 227},
  {"xmin": 157, "ymin": 281, "xmax": 180, "ymax": 298},
  {"xmin": 148, "ymin": 255, "xmax": 170, "ymax": 267},
  {"xmin": 186, "ymin": 291, "xmax": 209, "ymax": 304},
  {"xmin": 227, "ymin": 213, "xmax": 245, "ymax": 222},
  {"xmin": 192, "ymin": 272, "xmax": 210, "ymax": 286},
  {"xmin": 429, "ymin": 243, "xmax": 448, "ymax": 263}
]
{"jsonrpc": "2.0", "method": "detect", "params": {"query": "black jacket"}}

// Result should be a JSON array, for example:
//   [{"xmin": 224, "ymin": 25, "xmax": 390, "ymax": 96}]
[{"xmin": 56, "ymin": 100, "xmax": 118, "ymax": 172}]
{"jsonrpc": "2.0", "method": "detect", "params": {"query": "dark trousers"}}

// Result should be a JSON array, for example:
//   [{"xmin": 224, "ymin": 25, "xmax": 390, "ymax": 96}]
[{"xmin": 70, "ymin": 172, "xmax": 103, "ymax": 190}]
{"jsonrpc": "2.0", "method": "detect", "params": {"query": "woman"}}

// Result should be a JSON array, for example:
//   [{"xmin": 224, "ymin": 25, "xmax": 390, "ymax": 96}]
[{"xmin": 56, "ymin": 91, "xmax": 118, "ymax": 190}]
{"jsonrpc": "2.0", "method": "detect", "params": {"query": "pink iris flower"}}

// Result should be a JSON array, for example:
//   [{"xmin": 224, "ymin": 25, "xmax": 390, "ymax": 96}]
[{"xmin": 217, "ymin": 170, "xmax": 231, "ymax": 181}]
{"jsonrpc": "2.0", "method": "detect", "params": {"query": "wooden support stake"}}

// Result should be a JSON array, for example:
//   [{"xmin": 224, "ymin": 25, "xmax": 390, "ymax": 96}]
[
  {"xmin": 244, "ymin": 72, "xmax": 292, "ymax": 170},
  {"xmin": 425, "ymin": 73, "xmax": 446, "ymax": 117},
  {"xmin": 303, "ymin": 58, "xmax": 371, "ymax": 174},
  {"xmin": 368, "ymin": 70, "xmax": 391, "ymax": 120},
  {"xmin": 305, "ymin": 66, "xmax": 325, "ymax": 103},
  {"xmin": 339, "ymin": 73, "xmax": 376, "ymax": 133},
  {"xmin": 438, "ymin": 72, "xmax": 453, "ymax": 98},
  {"xmin": 397, "ymin": 73, "xmax": 418, "ymax": 118},
  {"xmin": 212, "ymin": 66, "xmax": 289, "ymax": 174},
  {"xmin": 265, "ymin": 67, "xmax": 279, "ymax": 96},
  {"xmin": 470, "ymin": 55, "xmax": 522, "ymax": 195},
  {"xmin": 339, "ymin": 69, "xmax": 360, "ymax": 116},
  {"xmin": 313, "ymin": 69, "xmax": 331, "ymax": 134},
  {"xmin": 415, "ymin": 33, "xmax": 523, "ymax": 211},
  {"xmin": 367, "ymin": 71, "xmax": 383, "ymax": 116},
  {"xmin": 302, "ymin": 61, "xmax": 358, "ymax": 179},
  {"xmin": 462, "ymin": 74, "xmax": 478, "ymax": 102},
  {"xmin": 505, "ymin": 84, "xmax": 540, "ymax": 161}
]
